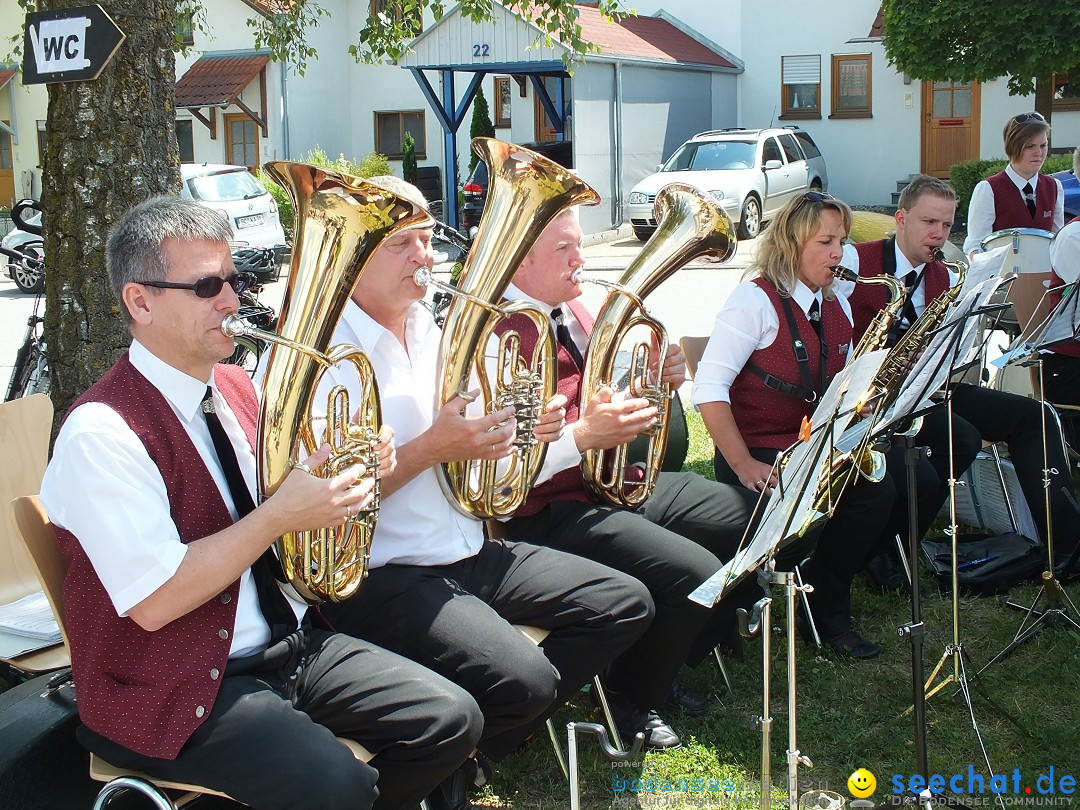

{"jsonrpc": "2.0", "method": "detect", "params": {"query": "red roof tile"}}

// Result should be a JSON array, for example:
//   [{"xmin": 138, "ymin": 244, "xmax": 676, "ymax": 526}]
[
  {"xmin": 175, "ymin": 54, "xmax": 269, "ymax": 108},
  {"xmin": 574, "ymin": 4, "xmax": 736, "ymax": 68},
  {"xmin": 868, "ymin": 4, "xmax": 884, "ymax": 38},
  {"xmin": 0, "ymin": 68, "xmax": 16, "ymax": 90}
]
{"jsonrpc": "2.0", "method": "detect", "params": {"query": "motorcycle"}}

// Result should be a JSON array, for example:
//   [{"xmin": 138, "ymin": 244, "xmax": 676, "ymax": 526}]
[{"xmin": 2, "ymin": 199, "xmax": 45, "ymax": 294}]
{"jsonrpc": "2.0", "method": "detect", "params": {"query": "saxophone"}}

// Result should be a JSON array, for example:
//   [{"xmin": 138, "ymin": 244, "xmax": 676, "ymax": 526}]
[{"xmin": 576, "ymin": 183, "xmax": 736, "ymax": 507}]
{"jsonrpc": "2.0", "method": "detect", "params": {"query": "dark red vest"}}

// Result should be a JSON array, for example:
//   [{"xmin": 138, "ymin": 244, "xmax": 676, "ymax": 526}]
[
  {"xmin": 55, "ymin": 354, "xmax": 256, "ymax": 759},
  {"xmin": 729, "ymin": 279, "xmax": 852, "ymax": 450},
  {"xmin": 1048, "ymin": 268, "xmax": 1080, "ymax": 358},
  {"xmin": 850, "ymin": 239, "xmax": 950, "ymax": 345},
  {"xmin": 987, "ymin": 171, "xmax": 1057, "ymax": 231}
]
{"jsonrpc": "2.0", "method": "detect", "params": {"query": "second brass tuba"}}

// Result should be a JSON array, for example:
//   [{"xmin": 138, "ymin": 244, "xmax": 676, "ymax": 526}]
[
  {"xmin": 433, "ymin": 138, "xmax": 600, "ymax": 518},
  {"xmin": 576, "ymin": 183, "xmax": 736, "ymax": 508},
  {"xmin": 224, "ymin": 162, "xmax": 430, "ymax": 603}
]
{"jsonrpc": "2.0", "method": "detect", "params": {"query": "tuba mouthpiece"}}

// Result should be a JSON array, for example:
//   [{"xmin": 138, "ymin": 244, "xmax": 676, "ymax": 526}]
[
  {"xmin": 220, "ymin": 314, "xmax": 250, "ymax": 338},
  {"xmin": 413, "ymin": 267, "xmax": 433, "ymax": 287},
  {"xmin": 570, "ymin": 269, "xmax": 584, "ymax": 284}
]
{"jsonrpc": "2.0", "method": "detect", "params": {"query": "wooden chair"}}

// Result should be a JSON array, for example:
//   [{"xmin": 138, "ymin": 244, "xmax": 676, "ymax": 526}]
[
  {"xmin": 0, "ymin": 394, "xmax": 68, "ymax": 675},
  {"xmin": 12, "ymin": 495, "xmax": 372, "ymax": 810},
  {"xmin": 679, "ymin": 335, "xmax": 710, "ymax": 381}
]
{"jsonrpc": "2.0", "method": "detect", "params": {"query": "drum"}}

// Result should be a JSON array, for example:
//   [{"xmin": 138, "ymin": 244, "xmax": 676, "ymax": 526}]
[{"xmin": 980, "ymin": 227, "xmax": 1054, "ymax": 276}]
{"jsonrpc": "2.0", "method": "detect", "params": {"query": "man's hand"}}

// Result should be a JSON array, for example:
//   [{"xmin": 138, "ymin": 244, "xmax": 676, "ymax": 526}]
[
  {"xmin": 373, "ymin": 424, "xmax": 396, "ymax": 478},
  {"xmin": 534, "ymin": 393, "xmax": 568, "ymax": 444},
  {"xmin": 429, "ymin": 389, "xmax": 518, "ymax": 462},
  {"xmin": 660, "ymin": 343, "xmax": 687, "ymax": 387},
  {"xmin": 572, "ymin": 385, "xmax": 657, "ymax": 452},
  {"xmin": 268, "ymin": 444, "xmax": 377, "ymax": 531}
]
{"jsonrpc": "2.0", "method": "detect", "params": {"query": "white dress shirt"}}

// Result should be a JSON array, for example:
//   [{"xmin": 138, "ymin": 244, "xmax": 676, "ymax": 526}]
[
  {"xmin": 40, "ymin": 340, "xmax": 307, "ymax": 659},
  {"xmin": 836, "ymin": 242, "xmax": 960, "ymax": 325},
  {"xmin": 963, "ymin": 163, "xmax": 1065, "ymax": 256},
  {"xmin": 1050, "ymin": 220, "xmax": 1080, "ymax": 279},
  {"xmin": 692, "ymin": 278, "xmax": 852, "ymax": 406},
  {"xmin": 312, "ymin": 299, "xmax": 484, "ymax": 568}
]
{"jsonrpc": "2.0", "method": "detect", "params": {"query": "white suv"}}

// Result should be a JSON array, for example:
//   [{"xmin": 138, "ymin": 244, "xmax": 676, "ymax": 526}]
[
  {"xmin": 180, "ymin": 164, "xmax": 287, "ymax": 249},
  {"xmin": 625, "ymin": 127, "xmax": 829, "ymax": 241}
]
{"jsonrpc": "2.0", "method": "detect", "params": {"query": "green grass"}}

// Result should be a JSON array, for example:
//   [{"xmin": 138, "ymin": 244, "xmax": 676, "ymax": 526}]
[{"xmin": 482, "ymin": 409, "xmax": 1080, "ymax": 808}]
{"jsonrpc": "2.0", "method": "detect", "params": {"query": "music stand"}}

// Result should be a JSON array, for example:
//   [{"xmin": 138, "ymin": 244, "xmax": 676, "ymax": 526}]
[
  {"xmin": 690, "ymin": 349, "xmax": 888, "ymax": 810},
  {"xmin": 977, "ymin": 277, "xmax": 1080, "ymax": 673}
]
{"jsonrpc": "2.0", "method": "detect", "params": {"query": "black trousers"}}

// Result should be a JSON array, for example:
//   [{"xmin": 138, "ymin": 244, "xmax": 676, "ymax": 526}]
[
  {"xmin": 322, "ymin": 538, "xmax": 652, "ymax": 761},
  {"xmin": 78, "ymin": 628, "xmax": 482, "ymax": 810},
  {"xmin": 507, "ymin": 472, "xmax": 757, "ymax": 710},
  {"xmin": 714, "ymin": 449, "xmax": 895, "ymax": 641},
  {"xmin": 1042, "ymin": 353, "xmax": 1080, "ymax": 407},
  {"xmin": 918, "ymin": 384, "xmax": 1078, "ymax": 561}
]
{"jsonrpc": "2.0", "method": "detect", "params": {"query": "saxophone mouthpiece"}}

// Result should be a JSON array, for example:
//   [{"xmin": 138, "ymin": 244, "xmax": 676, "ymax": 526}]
[
  {"xmin": 931, "ymin": 247, "xmax": 946, "ymax": 262},
  {"xmin": 413, "ymin": 267, "xmax": 432, "ymax": 287},
  {"xmin": 831, "ymin": 265, "xmax": 858, "ymax": 283}
]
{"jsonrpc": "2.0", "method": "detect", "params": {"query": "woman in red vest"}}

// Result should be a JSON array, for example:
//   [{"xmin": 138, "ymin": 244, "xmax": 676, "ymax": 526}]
[
  {"xmin": 963, "ymin": 112, "xmax": 1065, "ymax": 258},
  {"xmin": 693, "ymin": 192, "xmax": 899, "ymax": 659}
]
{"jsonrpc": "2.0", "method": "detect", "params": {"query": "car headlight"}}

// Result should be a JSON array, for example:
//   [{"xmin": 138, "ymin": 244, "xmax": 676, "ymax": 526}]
[
  {"xmin": 627, "ymin": 191, "xmax": 649, "ymax": 205},
  {"xmin": 708, "ymin": 190, "xmax": 726, "ymax": 202}
]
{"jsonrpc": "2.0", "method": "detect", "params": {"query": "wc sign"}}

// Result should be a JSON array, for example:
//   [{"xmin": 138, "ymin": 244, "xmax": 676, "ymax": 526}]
[{"xmin": 22, "ymin": 4, "xmax": 126, "ymax": 85}]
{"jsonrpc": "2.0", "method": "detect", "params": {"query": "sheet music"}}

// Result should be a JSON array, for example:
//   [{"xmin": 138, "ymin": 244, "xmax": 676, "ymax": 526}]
[
  {"xmin": 0, "ymin": 591, "xmax": 62, "ymax": 641},
  {"xmin": 689, "ymin": 349, "xmax": 887, "ymax": 607},
  {"xmin": 945, "ymin": 451, "xmax": 1038, "ymax": 541},
  {"xmin": 994, "ymin": 281, "xmax": 1080, "ymax": 368},
  {"xmin": 958, "ymin": 245, "xmax": 1009, "ymax": 296}
]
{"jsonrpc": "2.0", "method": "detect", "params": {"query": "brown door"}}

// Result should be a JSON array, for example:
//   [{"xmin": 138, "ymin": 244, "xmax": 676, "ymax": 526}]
[
  {"xmin": 224, "ymin": 114, "xmax": 259, "ymax": 171},
  {"xmin": 921, "ymin": 80, "xmax": 981, "ymax": 177},
  {"xmin": 0, "ymin": 125, "xmax": 14, "ymax": 209}
]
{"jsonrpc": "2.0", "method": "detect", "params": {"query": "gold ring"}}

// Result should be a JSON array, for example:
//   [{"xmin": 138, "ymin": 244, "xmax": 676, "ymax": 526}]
[
  {"xmin": 294, "ymin": 461, "xmax": 313, "ymax": 474},
  {"xmin": 345, "ymin": 505, "xmax": 353, "ymax": 521}
]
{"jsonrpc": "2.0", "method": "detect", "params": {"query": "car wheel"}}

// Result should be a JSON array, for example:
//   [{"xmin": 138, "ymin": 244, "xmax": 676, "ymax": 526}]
[
  {"xmin": 632, "ymin": 226, "xmax": 654, "ymax": 242},
  {"xmin": 737, "ymin": 197, "xmax": 761, "ymax": 240},
  {"xmin": 9, "ymin": 242, "xmax": 45, "ymax": 294}
]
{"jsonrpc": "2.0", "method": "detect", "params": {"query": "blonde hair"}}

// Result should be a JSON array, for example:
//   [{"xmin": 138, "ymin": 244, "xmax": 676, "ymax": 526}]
[
  {"xmin": 1002, "ymin": 113, "xmax": 1050, "ymax": 163},
  {"xmin": 747, "ymin": 193, "xmax": 852, "ymax": 299}
]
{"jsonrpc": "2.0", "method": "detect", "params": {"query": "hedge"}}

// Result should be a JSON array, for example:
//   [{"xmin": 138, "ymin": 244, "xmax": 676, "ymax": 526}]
[{"xmin": 949, "ymin": 154, "xmax": 1075, "ymax": 222}]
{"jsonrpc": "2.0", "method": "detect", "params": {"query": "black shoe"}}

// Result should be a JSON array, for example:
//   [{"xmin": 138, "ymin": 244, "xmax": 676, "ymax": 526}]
[
  {"xmin": 604, "ymin": 689, "xmax": 682, "ymax": 750},
  {"xmin": 424, "ymin": 759, "xmax": 481, "ymax": 810},
  {"xmin": 663, "ymin": 680, "xmax": 709, "ymax": 716},
  {"xmin": 822, "ymin": 629, "xmax": 882, "ymax": 660}
]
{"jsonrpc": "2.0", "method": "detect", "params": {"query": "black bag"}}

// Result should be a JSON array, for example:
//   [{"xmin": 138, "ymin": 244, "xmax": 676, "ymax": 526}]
[{"xmin": 920, "ymin": 532, "xmax": 1045, "ymax": 595}]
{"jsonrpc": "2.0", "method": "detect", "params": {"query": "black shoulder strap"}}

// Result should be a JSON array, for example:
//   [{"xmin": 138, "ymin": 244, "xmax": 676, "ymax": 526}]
[{"xmin": 746, "ymin": 295, "xmax": 823, "ymax": 402}]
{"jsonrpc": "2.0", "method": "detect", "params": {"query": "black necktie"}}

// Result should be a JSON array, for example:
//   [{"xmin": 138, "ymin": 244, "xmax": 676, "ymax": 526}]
[
  {"xmin": 902, "ymin": 270, "xmax": 918, "ymax": 289},
  {"xmin": 201, "ymin": 387, "xmax": 296, "ymax": 644},
  {"xmin": 807, "ymin": 299, "xmax": 823, "ymax": 341},
  {"xmin": 1023, "ymin": 182, "xmax": 1037, "ymax": 218},
  {"xmin": 551, "ymin": 307, "xmax": 585, "ymax": 368}
]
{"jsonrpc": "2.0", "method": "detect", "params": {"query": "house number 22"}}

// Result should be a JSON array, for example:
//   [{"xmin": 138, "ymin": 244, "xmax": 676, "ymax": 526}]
[{"xmin": 473, "ymin": 44, "xmax": 490, "ymax": 57}]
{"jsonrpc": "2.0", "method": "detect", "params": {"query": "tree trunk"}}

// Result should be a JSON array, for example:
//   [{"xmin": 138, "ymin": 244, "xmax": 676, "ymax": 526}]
[
  {"xmin": 1034, "ymin": 76, "xmax": 1054, "ymax": 129},
  {"xmin": 41, "ymin": 0, "xmax": 179, "ymax": 433}
]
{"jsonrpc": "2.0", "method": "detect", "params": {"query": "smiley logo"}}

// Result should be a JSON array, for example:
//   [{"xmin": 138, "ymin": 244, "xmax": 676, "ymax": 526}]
[{"xmin": 848, "ymin": 768, "xmax": 876, "ymax": 798}]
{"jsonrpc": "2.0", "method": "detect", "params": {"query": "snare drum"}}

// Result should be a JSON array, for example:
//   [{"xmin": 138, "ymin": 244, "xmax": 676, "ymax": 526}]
[{"xmin": 981, "ymin": 227, "xmax": 1054, "ymax": 275}]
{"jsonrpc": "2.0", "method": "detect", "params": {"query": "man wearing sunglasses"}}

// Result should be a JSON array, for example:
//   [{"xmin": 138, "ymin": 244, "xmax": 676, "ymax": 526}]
[{"xmin": 39, "ymin": 196, "xmax": 484, "ymax": 810}]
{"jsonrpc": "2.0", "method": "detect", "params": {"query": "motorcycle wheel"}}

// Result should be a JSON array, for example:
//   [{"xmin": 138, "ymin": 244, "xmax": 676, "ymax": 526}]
[{"xmin": 9, "ymin": 242, "xmax": 45, "ymax": 294}]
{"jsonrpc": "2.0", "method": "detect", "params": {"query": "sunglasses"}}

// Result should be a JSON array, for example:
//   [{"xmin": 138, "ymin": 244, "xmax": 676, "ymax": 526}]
[
  {"xmin": 139, "ymin": 272, "xmax": 249, "ymax": 299},
  {"xmin": 1012, "ymin": 112, "xmax": 1046, "ymax": 124}
]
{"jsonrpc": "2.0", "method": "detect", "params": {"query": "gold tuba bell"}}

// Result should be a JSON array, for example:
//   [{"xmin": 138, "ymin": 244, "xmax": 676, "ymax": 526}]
[
  {"xmin": 432, "ymin": 138, "xmax": 600, "ymax": 518},
  {"xmin": 222, "ymin": 162, "xmax": 430, "ymax": 603},
  {"xmin": 575, "ymin": 183, "xmax": 736, "ymax": 507}
]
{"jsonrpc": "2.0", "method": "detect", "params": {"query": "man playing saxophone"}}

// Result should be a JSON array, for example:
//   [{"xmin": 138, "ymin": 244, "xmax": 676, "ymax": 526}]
[
  {"xmin": 40, "ymin": 197, "xmax": 484, "ymax": 810},
  {"xmin": 299, "ymin": 177, "xmax": 654, "ymax": 810},
  {"xmin": 836, "ymin": 175, "xmax": 1078, "ymax": 574},
  {"xmin": 499, "ymin": 206, "xmax": 759, "ymax": 750}
]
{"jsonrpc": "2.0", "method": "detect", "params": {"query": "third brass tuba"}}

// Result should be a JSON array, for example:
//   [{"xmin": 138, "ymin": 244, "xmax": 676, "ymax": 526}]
[
  {"xmin": 575, "ymin": 183, "xmax": 736, "ymax": 508},
  {"xmin": 432, "ymin": 138, "xmax": 600, "ymax": 519},
  {"xmin": 223, "ymin": 162, "xmax": 430, "ymax": 603}
]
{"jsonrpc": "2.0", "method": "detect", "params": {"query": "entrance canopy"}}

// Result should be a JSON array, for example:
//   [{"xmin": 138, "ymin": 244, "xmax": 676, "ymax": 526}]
[
  {"xmin": 176, "ymin": 53, "xmax": 270, "ymax": 140},
  {"xmin": 399, "ymin": 2, "xmax": 738, "ymax": 228}
]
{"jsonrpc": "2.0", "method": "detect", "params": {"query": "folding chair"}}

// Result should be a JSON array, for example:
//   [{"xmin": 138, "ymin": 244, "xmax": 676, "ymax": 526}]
[
  {"xmin": 12, "ymin": 495, "xmax": 372, "ymax": 810},
  {"xmin": 0, "ymin": 394, "xmax": 68, "ymax": 676}
]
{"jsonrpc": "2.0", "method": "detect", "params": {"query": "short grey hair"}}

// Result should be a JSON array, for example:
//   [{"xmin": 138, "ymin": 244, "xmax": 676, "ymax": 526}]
[
  {"xmin": 106, "ymin": 196, "xmax": 233, "ymax": 324},
  {"xmin": 366, "ymin": 175, "xmax": 430, "ymax": 215}
]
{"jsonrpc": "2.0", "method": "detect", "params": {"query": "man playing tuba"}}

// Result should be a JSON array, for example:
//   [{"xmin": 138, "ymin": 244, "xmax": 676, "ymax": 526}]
[
  {"xmin": 295, "ymin": 178, "xmax": 654, "ymax": 810},
  {"xmin": 500, "ymin": 207, "xmax": 759, "ymax": 750},
  {"xmin": 41, "ymin": 197, "xmax": 484, "ymax": 810}
]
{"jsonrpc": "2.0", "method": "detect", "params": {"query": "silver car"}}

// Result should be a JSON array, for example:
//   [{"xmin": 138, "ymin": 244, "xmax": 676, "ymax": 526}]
[{"xmin": 625, "ymin": 127, "xmax": 829, "ymax": 241}]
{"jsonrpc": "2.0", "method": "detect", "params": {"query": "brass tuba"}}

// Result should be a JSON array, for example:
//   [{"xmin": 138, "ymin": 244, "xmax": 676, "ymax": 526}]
[
  {"xmin": 432, "ymin": 138, "xmax": 600, "ymax": 519},
  {"xmin": 222, "ymin": 162, "xmax": 430, "ymax": 603},
  {"xmin": 576, "ymin": 183, "xmax": 736, "ymax": 508}
]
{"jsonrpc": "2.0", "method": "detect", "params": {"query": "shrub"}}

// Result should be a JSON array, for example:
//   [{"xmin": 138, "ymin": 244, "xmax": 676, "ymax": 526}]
[
  {"xmin": 949, "ymin": 154, "xmax": 1076, "ymax": 221},
  {"xmin": 255, "ymin": 146, "xmax": 392, "ymax": 241},
  {"xmin": 469, "ymin": 87, "xmax": 495, "ymax": 172},
  {"xmin": 402, "ymin": 132, "xmax": 418, "ymax": 185}
]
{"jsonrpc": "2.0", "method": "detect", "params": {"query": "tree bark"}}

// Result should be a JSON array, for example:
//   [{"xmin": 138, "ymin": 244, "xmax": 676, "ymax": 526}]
[{"xmin": 41, "ymin": 0, "xmax": 179, "ymax": 432}]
